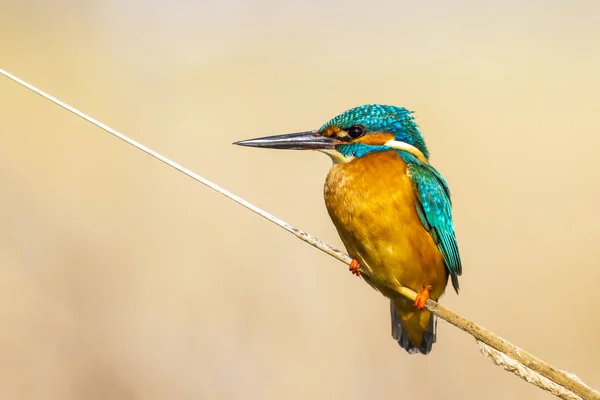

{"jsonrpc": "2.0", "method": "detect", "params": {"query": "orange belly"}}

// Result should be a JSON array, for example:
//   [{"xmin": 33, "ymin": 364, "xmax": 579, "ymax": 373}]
[{"xmin": 324, "ymin": 150, "xmax": 448, "ymax": 346}]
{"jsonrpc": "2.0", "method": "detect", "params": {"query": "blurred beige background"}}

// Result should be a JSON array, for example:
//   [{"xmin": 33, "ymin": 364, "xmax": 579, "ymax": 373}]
[{"xmin": 1, "ymin": 0, "xmax": 599, "ymax": 399}]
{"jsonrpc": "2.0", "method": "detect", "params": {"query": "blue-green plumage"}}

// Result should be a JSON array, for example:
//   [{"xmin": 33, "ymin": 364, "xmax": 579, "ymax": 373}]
[
  {"xmin": 337, "ymin": 143, "xmax": 389, "ymax": 158},
  {"xmin": 404, "ymin": 155, "xmax": 462, "ymax": 293}
]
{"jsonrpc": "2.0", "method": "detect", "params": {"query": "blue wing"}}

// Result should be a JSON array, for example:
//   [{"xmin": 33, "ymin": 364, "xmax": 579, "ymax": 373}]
[{"xmin": 407, "ymin": 161, "xmax": 462, "ymax": 293}]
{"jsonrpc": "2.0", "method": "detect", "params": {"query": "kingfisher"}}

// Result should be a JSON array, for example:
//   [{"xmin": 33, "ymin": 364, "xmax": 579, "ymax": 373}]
[{"xmin": 234, "ymin": 104, "xmax": 461, "ymax": 354}]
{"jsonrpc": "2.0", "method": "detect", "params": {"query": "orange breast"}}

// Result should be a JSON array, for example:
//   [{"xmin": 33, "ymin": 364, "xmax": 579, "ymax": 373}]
[{"xmin": 324, "ymin": 150, "xmax": 448, "ymax": 301}]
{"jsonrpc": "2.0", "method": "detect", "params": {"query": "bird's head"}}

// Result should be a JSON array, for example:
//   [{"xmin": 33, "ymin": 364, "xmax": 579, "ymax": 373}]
[{"xmin": 234, "ymin": 104, "xmax": 429, "ymax": 163}]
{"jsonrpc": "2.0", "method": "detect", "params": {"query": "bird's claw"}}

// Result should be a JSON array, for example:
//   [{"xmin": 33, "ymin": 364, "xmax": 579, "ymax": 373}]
[
  {"xmin": 349, "ymin": 259, "xmax": 361, "ymax": 276},
  {"xmin": 414, "ymin": 286, "xmax": 431, "ymax": 310}
]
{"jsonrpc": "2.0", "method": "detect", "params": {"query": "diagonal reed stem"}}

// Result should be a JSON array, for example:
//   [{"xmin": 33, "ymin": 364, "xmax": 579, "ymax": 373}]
[{"xmin": 1, "ymin": 67, "xmax": 598, "ymax": 400}]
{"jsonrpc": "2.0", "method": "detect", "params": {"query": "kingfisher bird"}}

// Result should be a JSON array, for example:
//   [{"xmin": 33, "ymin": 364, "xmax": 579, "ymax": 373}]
[{"xmin": 234, "ymin": 104, "xmax": 461, "ymax": 355}]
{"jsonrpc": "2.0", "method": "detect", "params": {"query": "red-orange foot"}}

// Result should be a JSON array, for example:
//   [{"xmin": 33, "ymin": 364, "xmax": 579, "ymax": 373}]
[
  {"xmin": 414, "ymin": 286, "xmax": 431, "ymax": 310},
  {"xmin": 349, "ymin": 259, "xmax": 361, "ymax": 276}
]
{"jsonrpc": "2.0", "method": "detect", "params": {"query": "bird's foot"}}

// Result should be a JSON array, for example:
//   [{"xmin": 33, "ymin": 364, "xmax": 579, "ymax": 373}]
[
  {"xmin": 414, "ymin": 286, "xmax": 431, "ymax": 310},
  {"xmin": 349, "ymin": 259, "xmax": 361, "ymax": 276}
]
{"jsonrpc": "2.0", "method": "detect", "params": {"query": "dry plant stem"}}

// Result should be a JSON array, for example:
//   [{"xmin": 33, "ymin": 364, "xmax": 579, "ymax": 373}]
[
  {"xmin": 477, "ymin": 341, "xmax": 582, "ymax": 400},
  {"xmin": 1, "ymin": 67, "xmax": 598, "ymax": 400},
  {"xmin": 426, "ymin": 300, "xmax": 598, "ymax": 400}
]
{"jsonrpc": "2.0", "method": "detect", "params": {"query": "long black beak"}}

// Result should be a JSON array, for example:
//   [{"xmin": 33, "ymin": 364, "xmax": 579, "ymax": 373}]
[{"xmin": 233, "ymin": 130, "xmax": 341, "ymax": 150}]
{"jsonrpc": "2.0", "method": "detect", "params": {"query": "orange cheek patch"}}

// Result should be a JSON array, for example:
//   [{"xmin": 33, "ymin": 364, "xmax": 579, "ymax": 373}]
[{"xmin": 355, "ymin": 132, "xmax": 395, "ymax": 145}]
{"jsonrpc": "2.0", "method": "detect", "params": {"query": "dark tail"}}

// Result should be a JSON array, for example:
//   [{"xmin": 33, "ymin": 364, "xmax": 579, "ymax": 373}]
[{"xmin": 390, "ymin": 300, "xmax": 437, "ymax": 355}]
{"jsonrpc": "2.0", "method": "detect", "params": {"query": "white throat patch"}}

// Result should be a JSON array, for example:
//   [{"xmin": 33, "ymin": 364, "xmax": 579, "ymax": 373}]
[
  {"xmin": 318, "ymin": 149, "xmax": 355, "ymax": 164},
  {"xmin": 384, "ymin": 140, "xmax": 428, "ymax": 163}
]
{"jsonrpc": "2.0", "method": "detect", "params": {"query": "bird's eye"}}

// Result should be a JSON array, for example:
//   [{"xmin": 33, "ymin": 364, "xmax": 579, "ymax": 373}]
[{"xmin": 347, "ymin": 125, "xmax": 365, "ymax": 139}]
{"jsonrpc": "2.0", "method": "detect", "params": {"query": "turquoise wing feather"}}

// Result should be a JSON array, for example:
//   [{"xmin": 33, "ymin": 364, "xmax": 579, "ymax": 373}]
[{"xmin": 407, "ymin": 161, "xmax": 462, "ymax": 293}]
